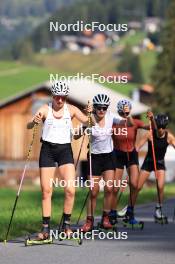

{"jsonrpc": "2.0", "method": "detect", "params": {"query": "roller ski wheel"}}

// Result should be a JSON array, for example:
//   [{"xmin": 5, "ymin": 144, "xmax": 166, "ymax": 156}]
[
  {"xmin": 123, "ymin": 219, "xmax": 144, "ymax": 230},
  {"xmin": 25, "ymin": 235, "xmax": 53, "ymax": 247},
  {"xmin": 154, "ymin": 216, "xmax": 168, "ymax": 225}
]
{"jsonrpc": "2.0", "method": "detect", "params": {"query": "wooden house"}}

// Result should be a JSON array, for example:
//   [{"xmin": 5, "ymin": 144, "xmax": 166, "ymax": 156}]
[{"xmin": 0, "ymin": 80, "xmax": 149, "ymax": 186}]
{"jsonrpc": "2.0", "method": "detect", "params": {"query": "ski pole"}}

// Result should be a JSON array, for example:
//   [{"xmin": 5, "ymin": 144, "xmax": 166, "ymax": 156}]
[
  {"xmin": 4, "ymin": 124, "xmax": 37, "ymax": 243},
  {"xmin": 149, "ymin": 119, "xmax": 164, "ymax": 224},
  {"xmin": 124, "ymin": 118, "xmax": 134, "ymax": 229},
  {"xmin": 75, "ymin": 133, "xmax": 86, "ymax": 170},
  {"xmin": 76, "ymin": 102, "xmax": 93, "ymax": 225},
  {"xmin": 87, "ymin": 103, "xmax": 93, "ymax": 219},
  {"xmin": 76, "ymin": 191, "xmax": 90, "ymax": 225}
]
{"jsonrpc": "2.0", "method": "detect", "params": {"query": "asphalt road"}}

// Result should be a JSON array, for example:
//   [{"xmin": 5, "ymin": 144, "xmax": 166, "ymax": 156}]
[{"xmin": 1, "ymin": 198, "xmax": 175, "ymax": 264}]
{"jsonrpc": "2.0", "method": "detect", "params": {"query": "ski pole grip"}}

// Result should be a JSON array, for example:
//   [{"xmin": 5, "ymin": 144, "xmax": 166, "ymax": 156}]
[{"xmin": 87, "ymin": 100, "xmax": 92, "ymax": 128}]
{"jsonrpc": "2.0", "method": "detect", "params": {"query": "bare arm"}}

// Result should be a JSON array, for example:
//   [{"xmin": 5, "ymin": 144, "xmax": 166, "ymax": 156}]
[
  {"xmin": 168, "ymin": 133, "xmax": 175, "ymax": 148},
  {"xmin": 69, "ymin": 105, "xmax": 95, "ymax": 126},
  {"xmin": 135, "ymin": 131, "xmax": 150, "ymax": 152},
  {"xmin": 27, "ymin": 104, "xmax": 48, "ymax": 129}
]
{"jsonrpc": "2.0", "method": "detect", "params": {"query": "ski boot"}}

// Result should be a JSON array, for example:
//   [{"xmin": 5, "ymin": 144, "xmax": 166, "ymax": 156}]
[
  {"xmin": 97, "ymin": 212, "xmax": 117, "ymax": 232},
  {"xmin": 80, "ymin": 216, "xmax": 94, "ymax": 233},
  {"xmin": 59, "ymin": 221, "xmax": 82, "ymax": 245},
  {"xmin": 109, "ymin": 210, "xmax": 118, "ymax": 225},
  {"xmin": 117, "ymin": 206, "xmax": 128, "ymax": 219},
  {"xmin": 123, "ymin": 206, "xmax": 144, "ymax": 230},
  {"xmin": 25, "ymin": 225, "xmax": 53, "ymax": 246},
  {"xmin": 154, "ymin": 206, "xmax": 168, "ymax": 224}
]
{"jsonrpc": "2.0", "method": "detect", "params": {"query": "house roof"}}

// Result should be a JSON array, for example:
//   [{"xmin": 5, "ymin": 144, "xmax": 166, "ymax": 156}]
[{"xmin": 0, "ymin": 80, "xmax": 149, "ymax": 115}]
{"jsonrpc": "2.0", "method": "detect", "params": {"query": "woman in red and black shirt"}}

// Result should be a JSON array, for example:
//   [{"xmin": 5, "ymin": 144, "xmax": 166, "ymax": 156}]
[{"xmin": 110, "ymin": 99, "xmax": 153, "ymax": 225}]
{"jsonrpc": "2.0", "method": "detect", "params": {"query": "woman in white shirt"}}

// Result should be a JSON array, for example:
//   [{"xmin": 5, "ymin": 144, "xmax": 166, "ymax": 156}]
[
  {"xmin": 80, "ymin": 94, "xmax": 130, "ymax": 232},
  {"xmin": 27, "ymin": 81, "xmax": 92, "ymax": 240}
]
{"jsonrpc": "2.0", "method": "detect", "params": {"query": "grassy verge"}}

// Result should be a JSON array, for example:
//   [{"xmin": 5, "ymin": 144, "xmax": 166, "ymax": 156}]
[{"xmin": 1, "ymin": 183, "xmax": 175, "ymax": 240}]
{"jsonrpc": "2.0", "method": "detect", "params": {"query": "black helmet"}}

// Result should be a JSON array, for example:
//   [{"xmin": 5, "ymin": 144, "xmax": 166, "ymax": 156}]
[{"xmin": 155, "ymin": 113, "xmax": 169, "ymax": 128}]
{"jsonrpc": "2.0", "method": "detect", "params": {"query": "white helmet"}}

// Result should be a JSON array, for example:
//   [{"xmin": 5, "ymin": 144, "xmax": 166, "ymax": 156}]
[
  {"xmin": 51, "ymin": 81, "xmax": 69, "ymax": 96},
  {"xmin": 93, "ymin": 94, "xmax": 110, "ymax": 106},
  {"xmin": 117, "ymin": 99, "xmax": 132, "ymax": 112}
]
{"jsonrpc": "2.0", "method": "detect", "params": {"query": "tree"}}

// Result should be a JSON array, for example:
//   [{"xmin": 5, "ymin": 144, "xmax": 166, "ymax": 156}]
[
  {"xmin": 118, "ymin": 45, "xmax": 144, "ymax": 84},
  {"xmin": 152, "ymin": 0, "xmax": 175, "ymax": 130}
]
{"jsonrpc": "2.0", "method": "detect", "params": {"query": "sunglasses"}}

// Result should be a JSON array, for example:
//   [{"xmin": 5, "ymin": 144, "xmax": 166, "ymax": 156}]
[
  {"xmin": 95, "ymin": 106, "xmax": 108, "ymax": 111},
  {"xmin": 54, "ymin": 96, "xmax": 66, "ymax": 101},
  {"xmin": 157, "ymin": 126, "xmax": 166, "ymax": 129}
]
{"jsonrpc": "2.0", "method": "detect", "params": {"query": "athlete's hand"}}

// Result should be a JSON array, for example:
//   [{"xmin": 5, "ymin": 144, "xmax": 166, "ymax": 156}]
[
  {"xmin": 147, "ymin": 110, "xmax": 154, "ymax": 120},
  {"xmin": 33, "ymin": 112, "xmax": 43, "ymax": 124},
  {"xmin": 135, "ymin": 146, "xmax": 139, "ymax": 152},
  {"xmin": 85, "ymin": 103, "xmax": 93, "ymax": 115}
]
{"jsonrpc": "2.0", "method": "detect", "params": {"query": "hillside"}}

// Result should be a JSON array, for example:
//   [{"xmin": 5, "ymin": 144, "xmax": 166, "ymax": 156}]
[{"xmin": 0, "ymin": 0, "xmax": 76, "ymax": 49}]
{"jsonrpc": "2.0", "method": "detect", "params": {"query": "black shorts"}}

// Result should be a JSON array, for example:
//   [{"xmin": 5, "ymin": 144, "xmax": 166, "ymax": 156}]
[
  {"xmin": 87, "ymin": 152, "xmax": 116, "ymax": 176},
  {"xmin": 39, "ymin": 141, "xmax": 74, "ymax": 168},
  {"xmin": 141, "ymin": 158, "xmax": 166, "ymax": 172},
  {"xmin": 114, "ymin": 149, "xmax": 139, "ymax": 169}
]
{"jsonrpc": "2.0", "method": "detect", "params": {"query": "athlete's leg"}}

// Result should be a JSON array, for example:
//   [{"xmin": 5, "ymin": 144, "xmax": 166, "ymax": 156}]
[
  {"xmin": 80, "ymin": 176, "xmax": 101, "ymax": 232},
  {"xmin": 101, "ymin": 170, "xmax": 114, "ymax": 228},
  {"xmin": 127, "ymin": 164, "xmax": 139, "ymax": 207},
  {"xmin": 58, "ymin": 163, "xmax": 76, "ymax": 214},
  {"xmin": 103, "ymin": 170, "xmax": 115, "ymax": 212},
  {"xmin": 134, "ymin": 170, "xmax": 150, "ymax": 205},
  {"xmin": 39, "ymin": 167, "xmax": 55, "ymax": 239},
  {"xmin": 111, "ymin": 168, "xmax": 124, "ymax": 210},
  {"xmin": 87, "ymin": 176, "xmax": 101, "ymax": 216},
  {"xmin": 156, "ymin": 170, "xmax": 165, "ymax": 204},
  {"xmin": 124, "ymin": 169, "xmax": 150, "ymax": 223},
  {"xmin": 40, "ymin": 167, "xmax": 56, "ymax": 217}
]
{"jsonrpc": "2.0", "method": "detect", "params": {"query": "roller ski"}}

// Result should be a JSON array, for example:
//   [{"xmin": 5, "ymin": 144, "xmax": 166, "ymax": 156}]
[
  {"xmin": 25, "ymin": 226, "xmax": 53, "ymax": 246},
  {"xmin": 97, "ymin": 212, "xmax": 117, "ymax": 232},
  {"xmin": 154, "ymin": 206, "xmax": 168, "ymax": 224},
  {"xmin": 123, "ymin": 206, "xmax": 144, "ymax": 230},
  {"xmin": 117, "ymin": 206, "xmax": 128, "ymax": 219},
  {"xmin": 58, "ymin": 221, "xmax": 83, "ymax": 245}
]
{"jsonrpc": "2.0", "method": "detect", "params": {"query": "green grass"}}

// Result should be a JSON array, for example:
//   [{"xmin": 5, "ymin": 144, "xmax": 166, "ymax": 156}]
[
  {"xmin": 0, "ymin": 61, "xmax": 62, "ymax": 100},
  {"xmin": 0, "ymin": 34, "xmax": 157, "ymax": 101},
  {"xmin": 118, "ymin": 31, "xmax": 146, "ymax": 46},
  {"xmin": 104, "ymin": 82, "xmax": 138, "ymax": 96},
  {"xmin": 35, "ymin": 49, "xmax": 117, "ymax": 75},
  {"xmin": 1, "ymin": 183, "xmax": 175, "ymax": 240},
  {"xmin": 140, "ymin": 51, "xmax": 157, "ymax": 83},
  {"xmin": 0, "ymin": 61, "xmax": 22, "ymax": 71}
]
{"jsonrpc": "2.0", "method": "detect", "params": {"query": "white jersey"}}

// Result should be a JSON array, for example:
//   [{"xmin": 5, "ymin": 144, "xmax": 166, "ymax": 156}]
[
  {"xmin": 91, "ymin": 112, "xmax": 121, "ymax": 154},
  {"xmin": 42, "ymin": 103, "xmax": 73, "ymax": 144}
]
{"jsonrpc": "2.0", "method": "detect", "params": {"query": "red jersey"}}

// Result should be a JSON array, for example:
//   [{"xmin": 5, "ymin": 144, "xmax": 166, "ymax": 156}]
[{"xmin": 113, "ymin": 119, "xmax": 145, "ymax": 152}]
